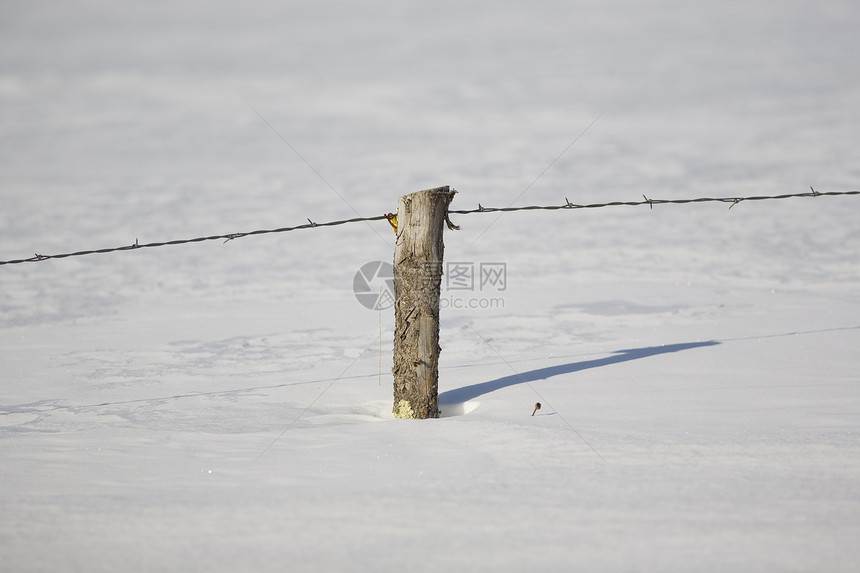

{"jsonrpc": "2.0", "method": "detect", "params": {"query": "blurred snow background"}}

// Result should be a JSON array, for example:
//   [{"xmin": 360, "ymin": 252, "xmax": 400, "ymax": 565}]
[{"xmin": 2, "ymin": 1, "xmax": 859, "ymax": 571}]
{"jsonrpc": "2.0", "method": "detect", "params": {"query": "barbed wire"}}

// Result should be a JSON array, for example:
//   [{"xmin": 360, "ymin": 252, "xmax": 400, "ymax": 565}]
[
  {"xmin": 0, "ymin": 214, "xmax": 392, "ymax": 266},
  {"xmin": 1, "ymin": 187, "xmax": 857, "ymax": 266},
  {"xmin": 449, "ymin": 187, "xmax": 859, "ymax": 214}
]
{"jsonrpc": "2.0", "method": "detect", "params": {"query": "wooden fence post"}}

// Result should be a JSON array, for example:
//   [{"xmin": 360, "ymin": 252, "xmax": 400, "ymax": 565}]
[{"xmin": 392, "ymin": 186, "xmax": 458, "ymax": 419}]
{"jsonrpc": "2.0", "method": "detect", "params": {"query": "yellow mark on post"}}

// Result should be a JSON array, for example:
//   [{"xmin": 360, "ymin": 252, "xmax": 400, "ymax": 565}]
[{"xmin": 385, "ymin": 213, "xmax": 398, "ymax": 234}]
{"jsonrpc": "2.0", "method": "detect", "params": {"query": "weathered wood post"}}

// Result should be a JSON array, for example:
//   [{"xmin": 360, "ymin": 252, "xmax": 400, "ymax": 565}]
[{"xmin": 392, "ymin": 186, "xmax": 458, "ymax": 419}]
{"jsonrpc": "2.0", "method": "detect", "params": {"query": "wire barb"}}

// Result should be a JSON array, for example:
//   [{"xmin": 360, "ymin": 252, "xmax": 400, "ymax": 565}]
[{"xmin": 643, "ymin": 194, "xmax": 654, "ymax": 209}]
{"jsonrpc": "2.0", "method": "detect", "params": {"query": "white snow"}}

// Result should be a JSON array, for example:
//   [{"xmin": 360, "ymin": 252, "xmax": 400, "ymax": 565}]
[{"xmin": 2, "ymin": 1, "xmax": 859, "ymax": 571}]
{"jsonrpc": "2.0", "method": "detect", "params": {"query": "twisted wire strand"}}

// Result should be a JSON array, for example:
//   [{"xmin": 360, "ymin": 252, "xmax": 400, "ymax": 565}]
[
  {"xmin": 1, "ymin": 188, "xmax": 857, "ymax": 266},
  {"xmin": 449, "ymin": 189, "xmax": 859, "ymax": 214},
  {"xmin": 0, "ymin": 214, "xmax": 390, "ymax": 265}
]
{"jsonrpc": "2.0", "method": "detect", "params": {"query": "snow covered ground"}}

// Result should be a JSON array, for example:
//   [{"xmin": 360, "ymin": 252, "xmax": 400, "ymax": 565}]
[{"xmin": 2, "ymin": 1, "xmax": 859, "ymax": 571}]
